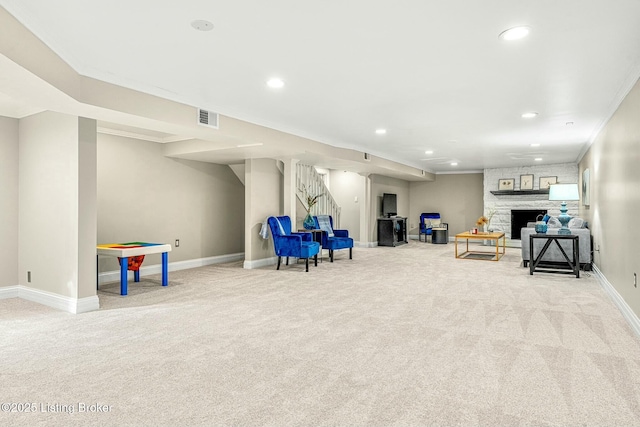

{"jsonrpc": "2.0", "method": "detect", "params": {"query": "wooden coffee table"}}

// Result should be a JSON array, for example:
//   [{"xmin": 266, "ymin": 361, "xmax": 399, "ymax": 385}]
[{"xmin": 455, "ymin": 231, "xmax": 506, "ymax": 261}]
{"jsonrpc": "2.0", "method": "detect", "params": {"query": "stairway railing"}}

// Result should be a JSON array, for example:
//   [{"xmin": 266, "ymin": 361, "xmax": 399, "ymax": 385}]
[{"xmin": 296, "ymin": 164, "xmax": 341, "ymax": 227}]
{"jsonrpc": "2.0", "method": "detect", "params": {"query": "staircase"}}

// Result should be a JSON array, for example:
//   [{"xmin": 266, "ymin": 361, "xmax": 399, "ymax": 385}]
[{"xmin": 296, "ymin": 164, "xmax": 341, "ymax": 227}]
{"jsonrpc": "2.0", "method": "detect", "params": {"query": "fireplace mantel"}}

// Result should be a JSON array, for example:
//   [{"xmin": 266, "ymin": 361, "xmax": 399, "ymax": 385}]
[{"xmin": 490, "ymin": 189, "xmax": 549, "ymax": 196}]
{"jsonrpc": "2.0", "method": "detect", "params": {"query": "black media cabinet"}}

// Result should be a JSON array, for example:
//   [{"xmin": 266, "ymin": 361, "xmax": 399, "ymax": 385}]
[{"xmin": 377, "ymin": 217, "xmax": 408, "ymax": 247}]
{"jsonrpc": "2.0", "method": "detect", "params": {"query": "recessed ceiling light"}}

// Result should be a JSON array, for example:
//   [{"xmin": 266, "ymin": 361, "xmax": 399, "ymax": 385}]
[
  {"xmin": 499, "ymin": 26, "xmax": 530, "ymax": 41},
  {"xmin": 425, "ymin": 150, "xmax": 433, "ymax": 154},
  {"xmin": 530, "ymin": 143, "xmax": 540, "ymax": 147},
  {"xmin": 266, "ymin": 78, "xmax": 285, "ymax": 88},
  {"xmin": 566, "ymin": 121, "xmax": 574, "ymax": 126},
  {"xmin": 375, "ymin": 129, "xmax": 387, "ymax": 135},
  {"xmin": 451, "ymin": 162, "xmax": 458, "ymax": 166},
  {"xmin": 534, "ymin": 158, "xmax": 543, "ymax": 161},
  {"xmin": 191, "ymin": 20, "xmax": 214, "ymax": 31},
  {"xmin": 522, "ymin": 112, "xmax": 538, "ymax": 119}
]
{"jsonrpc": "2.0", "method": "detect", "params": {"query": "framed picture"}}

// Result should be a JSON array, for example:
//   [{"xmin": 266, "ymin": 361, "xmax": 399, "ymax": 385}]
[
  {"xmin": 539, "ymin": 176, "xmax": 557, "ymax": 190},
  {"xmin": 520, "ymin": 174, "xmax": 534, "ymax": 190},
  {"xmin": 582, "ymin": 168, "xmax": 590, "ymax": 206},
  {"xmin": 498, "ymin": 178, "xmax": 515, "ymax": 190}
]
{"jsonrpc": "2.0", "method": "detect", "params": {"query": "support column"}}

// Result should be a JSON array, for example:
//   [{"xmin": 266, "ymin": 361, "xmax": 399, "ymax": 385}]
[
  {"xmin": 359, "ymin": 173, "xmax": 373, "ymax": 247},
  {"xmin": 243, "ymin": 158, "xmax": 283, "ymax": 269},
  {"xmin": 283, "ymin": 158, "xmax": 299, "ymax": 225},
  {"xmin": 18, "ymin": 112, "xmax": 98, "ymax": 313}
]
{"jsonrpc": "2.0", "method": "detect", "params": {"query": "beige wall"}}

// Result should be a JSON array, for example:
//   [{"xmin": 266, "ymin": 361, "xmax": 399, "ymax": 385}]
[
  {"xmin": 578, "ymin": 77, "xmax": 640, "ymax": 318},
  {"xmin": 370, "ymin": 175, "xmax": 410, "ymax": 243},
  {"xmin": 0, "ymin": 116, "xmax": 19, "ymax": 288},
  {"xmin": 18, "ymin": 111, "xmax": 96, "ymax": 298},
  {"xmin": 409, "ymin": 173, "xmax": 484, "ymax": 235},
  {"xmin": 97, "ymin": 133, "xmax": 245, "ymax": 272},
  {"xmin": 328, "ymin": 170, "xmax": 365, "ymax": 241}
]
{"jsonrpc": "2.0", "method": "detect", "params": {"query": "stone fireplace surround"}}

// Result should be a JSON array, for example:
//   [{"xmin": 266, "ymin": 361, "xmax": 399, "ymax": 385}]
[
  {"xmin": 483, "ymin": 163, "xmax": 579, "ymax": 245},
  {"xmin": 511, "ymin": 209, "xmax": 547, "ymax": 239}
]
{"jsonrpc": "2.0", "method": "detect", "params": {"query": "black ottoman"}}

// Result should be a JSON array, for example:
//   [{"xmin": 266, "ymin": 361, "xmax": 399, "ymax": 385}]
[{"xmin": 432, "ymin": 227, "xmax": 448, "ymax": 244}]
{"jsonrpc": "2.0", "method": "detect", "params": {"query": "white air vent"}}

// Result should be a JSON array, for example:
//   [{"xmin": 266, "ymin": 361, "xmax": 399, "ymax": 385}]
[
  {"xmin": 364, "ymin": 152, "xmax": 371, "ymax": 161},
  {"xmin": 197, "ymin": 109, "xmax": 219, "ymax": 129}
]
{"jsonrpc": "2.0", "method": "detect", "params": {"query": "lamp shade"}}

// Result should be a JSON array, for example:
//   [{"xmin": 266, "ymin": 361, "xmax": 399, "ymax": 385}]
[{"xmin": 548, "ymin": 183, "xmax": 580, "ymax": 201}]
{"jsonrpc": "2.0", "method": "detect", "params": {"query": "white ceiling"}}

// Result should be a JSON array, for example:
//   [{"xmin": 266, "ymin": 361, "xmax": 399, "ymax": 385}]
[{"xmin": 1, "ymin": 1, "xmax": 640, "ymax": 174}]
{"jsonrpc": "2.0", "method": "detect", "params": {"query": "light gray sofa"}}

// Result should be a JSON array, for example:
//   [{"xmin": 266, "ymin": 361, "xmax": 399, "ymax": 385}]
[{"xmin": 521, "ymin": 221, "xmax": 592, "ymax": 270}]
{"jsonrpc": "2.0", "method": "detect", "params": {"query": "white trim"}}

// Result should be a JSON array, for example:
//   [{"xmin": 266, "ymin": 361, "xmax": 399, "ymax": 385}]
[
  {"xmin": 586, "ymin": 64, "xmax": 640, "ymax": 149},
  {"xmin": 244, "ymin": 256, "xmax": 278, "ymax": 269},
  {"xmin": 244, "ymin": 245, "xmax": 369, "ymax": 268},
  {"xmin": 97, "ymin": 127, "xmax": 191, "ymax": 144},
  {"xmin": 592, "ymin": 264, "xmax": 640, "ymax": 338},
  {"xmin": 0, "ymin": 286, "xmax": 20, "ymax": 299},
  {"xmin": 356, "ymin": 241, "xmax": 378, "ymax": 248},
  {"xmin": 98, "ymin": 252, "xmax": 245, "ymax": 285},
  {"xmin": 75, "ymin": 295, "xmax": 101, "ymax": 313},
  {"xmin": 410, "ymin": 234, "xmax": 458, "ymax": 243},
  {"xmin": 16, "ymin": 286, "xmax": 99, "ymax": 314},
  {"xmin": 436, "ymin": 170, "xmax": 484, "ymax": 175}
]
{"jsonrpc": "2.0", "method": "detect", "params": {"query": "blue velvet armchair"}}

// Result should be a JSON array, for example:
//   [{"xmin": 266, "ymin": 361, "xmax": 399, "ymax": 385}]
[
  {"xmin": 419, "ymin": 212, "xmax": 448, "ymax": 242},
  {"xmin": 267, "ymin": 216, "xmax": 320, "ymax": 272},
  {"xmin": 312, "ymin": 215, "xmax": 354, "ymax": 262}
]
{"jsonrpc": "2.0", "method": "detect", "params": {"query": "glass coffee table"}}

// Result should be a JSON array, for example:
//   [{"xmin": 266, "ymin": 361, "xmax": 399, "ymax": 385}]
[{"xmin": 454, "ymin": 231, "xmax": 506, "ymax": 261}]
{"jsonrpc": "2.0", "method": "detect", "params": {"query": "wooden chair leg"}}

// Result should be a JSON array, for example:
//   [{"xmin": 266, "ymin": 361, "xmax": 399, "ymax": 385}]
[
  {"xmin": 286, "ymin": 256, "xmax": 289, "ymax": 266},
  {"xmin": 277, "ymin": 256, "xmax": 281, "ymax": 270},
  {"xmin": 314, "ymin": 254, "xmax": 318, "ymax": 266},
  {"xmin": 305, "ymin": 257, "xmax": 309, "ymax": 272},
  {"xmin": 349, "ymin": 247, "xmax": 352, "ymax": 259},
  {"xmin": 330, "ymin": 250, "xmax": 334, "ymax": 262}
]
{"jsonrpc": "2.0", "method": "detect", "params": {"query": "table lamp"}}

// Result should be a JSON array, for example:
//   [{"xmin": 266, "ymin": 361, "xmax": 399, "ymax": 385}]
[{"xmin": 548, "ymin": 183, "xmax": 580, "ymax": 235}]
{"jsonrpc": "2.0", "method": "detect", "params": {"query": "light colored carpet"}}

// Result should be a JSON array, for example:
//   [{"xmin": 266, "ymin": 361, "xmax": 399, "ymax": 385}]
[{"xmin": 2, "ymin": 241, "xmax": 640, "ymax": 426}]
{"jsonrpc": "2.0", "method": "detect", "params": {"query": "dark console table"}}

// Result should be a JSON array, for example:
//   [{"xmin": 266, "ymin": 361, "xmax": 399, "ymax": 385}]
[
  {"xmin": 529, "ymin": 234, "xmax": 580, "ymax": 278},
  {"xmin": 377, "ymin": 217, "xmax": 408, "ymax": 247}
]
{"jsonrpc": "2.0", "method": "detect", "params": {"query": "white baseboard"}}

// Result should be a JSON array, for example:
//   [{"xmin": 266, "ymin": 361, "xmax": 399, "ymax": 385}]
[
  {"xmin": 4, "ymin": 253, "xmax": 246, "ymax": 314},
  {"xmin": 98, "ymin": 252, "xmax": 245, "ymax": 285},
  {"xmin": 0, "ymin": 285, "xmax": 19, "ymax": 299},
  {"xmin": 411, "ymin": 233, "xmax": 519, "ymax": 247},
  {"xmin": 356, "ymin": 241, "xmax": 378, "ymax": 248},
  {"xmin": 245, "ymin": 243, "xmax": 374, "ymax": 268},
  {"xmin": 3, "ymin": 286, "xmax": 99, "ymax": 314},
  {"xmin": 592, "ymin": 264, "xmax": 640, "ymax": 338},
  {"xmin": 244, "ymin": 256, "xmax": 278, "ymax": 269}
]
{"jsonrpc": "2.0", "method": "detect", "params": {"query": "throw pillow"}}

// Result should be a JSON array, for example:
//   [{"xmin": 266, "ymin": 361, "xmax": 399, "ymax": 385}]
[
  {"xmin": 568, "ymin": 217, "xmax": 585, "ymax": 229},
  {"xmin": 424, "ymin": 218, "xmax": 440, "ymax": 228},
  {"xmin": 547, "ymin": 216, "xmax": 562, "ymax": 228}
]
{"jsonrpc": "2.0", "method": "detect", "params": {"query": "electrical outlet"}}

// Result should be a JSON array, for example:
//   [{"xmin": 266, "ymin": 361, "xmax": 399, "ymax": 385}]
[{"xmin": 175, "ymin": 239, "xmax": 180, "ymax": 248}]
